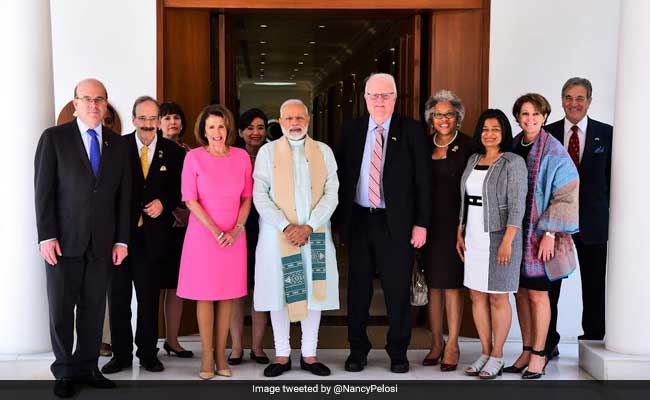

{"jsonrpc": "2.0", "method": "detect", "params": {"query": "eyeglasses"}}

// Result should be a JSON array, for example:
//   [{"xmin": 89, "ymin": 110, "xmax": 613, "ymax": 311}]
[
  {"xmin": 135, "ymin": 116, "xmax": 159, "ymax": 122},
  {"xmin": 432, "ymin": 112, "xmax": 456, "ymax": 120},
  {"xmin": 75, "ymin": 96, "xmax": 107, "ymax": 105},
  {"xmin": 366, "ymin": 92, "xmax": 395, "ymax": 101},
  {"xmin": 282, "ymin": 116, "xmax": 307, "ymax": 122}
]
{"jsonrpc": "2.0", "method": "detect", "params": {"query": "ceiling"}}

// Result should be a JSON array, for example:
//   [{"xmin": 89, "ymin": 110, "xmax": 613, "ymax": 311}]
[{"xmin": 231, "ymin": 12, "xmax": 410, "ymax": 89}]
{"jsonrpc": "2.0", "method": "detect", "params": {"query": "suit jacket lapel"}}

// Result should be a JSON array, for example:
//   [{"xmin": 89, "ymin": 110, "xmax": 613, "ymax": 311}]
[
  {"xmin": 130, "ymin": 134, "xmax": 145, "ymax": 184},
  {"xmin": 581, "ymin": 117, "xmax": 597, "ymax": 173},
  {"xmin": 96, "ymin": 128, "xmax": 113, "ymax": 182},
  {"xmin": 148, "ymin": 140, "xmax": 163, "ymax": 182},
  {"xmin": 383, "ymin": 114, "xmax": 401, "ymax": 170},
  {"xmin": 71, "ymin": 122, "xmax": 96, "ymax": 178},
  {"xmin": 351, "ymin": 116, "xmax": 370, "ymax": 180}
]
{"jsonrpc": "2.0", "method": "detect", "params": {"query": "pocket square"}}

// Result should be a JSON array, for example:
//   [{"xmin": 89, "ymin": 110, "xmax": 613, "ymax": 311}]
[
  {"xmin": 160, "ymin": 165, "xmax": 167, "ymax": 171},
  {"xmin": 594, "ymin": 146, "xmax": 606, "ymax": 154}
]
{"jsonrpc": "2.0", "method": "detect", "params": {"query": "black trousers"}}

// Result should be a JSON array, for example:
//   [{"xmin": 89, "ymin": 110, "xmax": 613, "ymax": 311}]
[
  {"xmin": 347, "ymin": 206, "xmax": 414, "ymax": 362},
  {"xmin": 575, "ymin": 236, "xmax": 607, "ymax": 339},
  {"xmin": 45, "ymin": 247, "xmax": 111, "ymax": 379},
  {"xmin": 109, "ymin": 229, "xmax": 161, "ymax": 361}
]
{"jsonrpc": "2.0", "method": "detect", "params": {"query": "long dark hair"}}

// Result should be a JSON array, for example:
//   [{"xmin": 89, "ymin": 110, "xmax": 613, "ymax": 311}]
[{"xmin": 472, "ymin": 109, "xmax": 513, "ymax": 154}]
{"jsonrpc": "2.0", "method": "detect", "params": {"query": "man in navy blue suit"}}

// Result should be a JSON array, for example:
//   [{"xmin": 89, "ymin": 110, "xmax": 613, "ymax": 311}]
[{"xmin": 544, "ymin": 77, "xmax": 613, "ymax": 358}]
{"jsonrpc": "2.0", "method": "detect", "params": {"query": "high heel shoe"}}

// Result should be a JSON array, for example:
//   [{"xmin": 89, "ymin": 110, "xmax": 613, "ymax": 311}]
[
  {"xmin": 422, "ymin": 342, "xmax": 445, "ymax": 366},
  {"xmin": 465, "ymin": 353, "xmax": 489, "ymax": 376},
  {"xmin": 503, "ymin": 345, "xmax": 532, "ymax": 373},
  {"xmin": 164, "ymin": 342, "xmax": 194, "ymax": 358},
  {"xmin": 521, "ymin": 349, "xmax": 547, "ymax": 379},
  {"xmin": 199, "ymin": 370, "xmax": 215, "ymax": 380},
  {"xmin": 478, "ymin": 357, "xmax": 504, "ymax": 380},
  {"xmin": 440, "ymin": 346, "xmax": 460, "ymax": 372},
  {"xmin": 216, "ymin": 368, "xmax": 232, "ymax": 377}
]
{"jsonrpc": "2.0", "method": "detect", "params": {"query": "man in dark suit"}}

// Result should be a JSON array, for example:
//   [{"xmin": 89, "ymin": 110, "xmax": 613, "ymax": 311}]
[
  {"xmin": 34, "ymin": 79, "xmax": 131, "ymax": 397},
  {"xmin": 102, "ymin": 96, "xmax": 184, "ymax": 375},
  {"xmin": 545, "ymin": 77, "xmax": 613, "ymax": 357},
  {"xmin": 336, "ymin": 73, "xmax": 432, "ymax": 373}
]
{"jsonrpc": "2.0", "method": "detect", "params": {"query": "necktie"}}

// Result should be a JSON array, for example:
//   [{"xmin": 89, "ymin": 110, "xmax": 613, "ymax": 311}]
[
  {"xmin": 368, "ymin": 125, "xmax": 384, "ymax": 208},
  {"xmin": 138, "ymin": 146, "xmax": 149, "ymax": 227},
  {"xmin": 568, "ymin": 125, "xmax": 580, "ymax": 168},
  {"xmin": 87, "ymin": 129, "xmax": 100, "ymax": 177}
]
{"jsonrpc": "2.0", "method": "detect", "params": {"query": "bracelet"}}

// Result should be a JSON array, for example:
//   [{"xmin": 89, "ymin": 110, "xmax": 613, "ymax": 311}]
[
  {"xmin": 217, "ymin": 231, "xmax": 224, "ymax": 240},
  {"xmin": 545, "ymin": 231, "xmax": 556, "ymax": 239},
  {"xmin": 235, "ymin": 223, "xmax": 245, "ymax": 231}
]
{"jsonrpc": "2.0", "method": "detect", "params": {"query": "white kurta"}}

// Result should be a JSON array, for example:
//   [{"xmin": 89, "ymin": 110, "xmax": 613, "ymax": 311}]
[{"xmin": 253, "ymin": 137, "xmax": 340, "ymax": 311}]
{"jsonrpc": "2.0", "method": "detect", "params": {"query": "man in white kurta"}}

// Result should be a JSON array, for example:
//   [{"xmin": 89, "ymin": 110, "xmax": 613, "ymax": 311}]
[{"xmin": 253, "ymin": 99, "xmax": 339, "ymax": 377}]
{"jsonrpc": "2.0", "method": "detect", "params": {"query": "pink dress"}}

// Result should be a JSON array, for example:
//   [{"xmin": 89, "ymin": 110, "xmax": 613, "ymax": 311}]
[{"xmin": 176, "ymin": 147, "xmax": 252, "ymax": 300}]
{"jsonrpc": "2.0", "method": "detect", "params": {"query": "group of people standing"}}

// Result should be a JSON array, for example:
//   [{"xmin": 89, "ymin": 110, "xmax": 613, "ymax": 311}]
[{"xmin": 34, "ymin": 73, "xmax": 611, "ymax": 397}]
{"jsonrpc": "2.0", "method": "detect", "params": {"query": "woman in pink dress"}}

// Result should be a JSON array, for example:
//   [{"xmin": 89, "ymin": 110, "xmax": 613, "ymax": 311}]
[{"xmin": 176, "ymin": 104, "xmax": 252, "ymax": 379}]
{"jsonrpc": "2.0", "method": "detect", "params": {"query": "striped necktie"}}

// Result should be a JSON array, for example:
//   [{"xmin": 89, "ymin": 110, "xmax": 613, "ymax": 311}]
[{"xmin": 368, "ymin": 125, "xmax": 384, "ymax": 208}]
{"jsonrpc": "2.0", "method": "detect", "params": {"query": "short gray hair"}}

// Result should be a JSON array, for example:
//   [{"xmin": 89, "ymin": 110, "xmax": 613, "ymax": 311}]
[
  {"xmin": 364, "ymin": 73, "xmax": 398, "ymax": 95},
  {"xmin": 561, "ymin": 77, "xmax": 593, "ymax": 99},
  {"xmin": 132, "ymin": 95, "xmax": 159, "ymax": 117},
  {"xmin": 280, "ymin": 99, "xmax": 309, "ymax": 117},
  {"xmin": 424, "ymin": 89, "xmax": 465, "ymax": 127}
]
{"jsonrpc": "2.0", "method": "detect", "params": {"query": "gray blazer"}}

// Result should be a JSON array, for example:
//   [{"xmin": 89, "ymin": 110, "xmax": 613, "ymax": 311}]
[{"xmin": 459, "ymin": 152, "xmax": 528, "ymax": 232}]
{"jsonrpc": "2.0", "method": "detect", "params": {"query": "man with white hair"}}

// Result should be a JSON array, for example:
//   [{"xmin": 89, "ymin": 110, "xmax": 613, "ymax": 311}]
[
  {"xmin": 336, "ymin": 73, "xmax": 431, "ymax": 373},
  {"xmin": 253, "ymin": 99, "xmax": 339, "ymax": 377}
]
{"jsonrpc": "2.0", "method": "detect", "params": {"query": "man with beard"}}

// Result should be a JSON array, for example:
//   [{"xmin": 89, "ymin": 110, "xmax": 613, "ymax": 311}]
[
  {"xmin": 102, "ymin": 96, "xmax": 185, "ymax": 374},
  {"xmin": 253, "ymin": 99, "xmax": 339, "ymax": 377}
]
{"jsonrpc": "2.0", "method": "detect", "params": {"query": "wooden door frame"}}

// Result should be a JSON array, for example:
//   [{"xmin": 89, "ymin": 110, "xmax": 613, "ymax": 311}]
[{"xmin": 156, "ymin": 0, "xmax": 489, "ymax": 105}]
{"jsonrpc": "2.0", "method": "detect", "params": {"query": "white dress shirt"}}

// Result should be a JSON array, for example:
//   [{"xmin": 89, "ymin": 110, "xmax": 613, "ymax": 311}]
[
  {"xmin": 135, "ymin": 131, "xmax": 157, "ymax": 168},
  {"xmin": 77, "ymin": 118, "xmax": 103, "ymax": 157}
]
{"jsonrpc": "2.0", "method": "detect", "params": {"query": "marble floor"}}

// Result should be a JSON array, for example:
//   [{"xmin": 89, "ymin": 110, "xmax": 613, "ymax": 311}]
[{"xmin": 0, "ymin": 337, "xmax": 593, "ymax": 380}]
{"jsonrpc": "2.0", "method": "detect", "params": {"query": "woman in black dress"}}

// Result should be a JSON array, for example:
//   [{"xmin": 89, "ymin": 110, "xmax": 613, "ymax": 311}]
[
  {"xmin": 159, "ymin": 101, "xmax": 193, "ymax": 358},
  {"xmin": 420, "ymin": 90, "xmax": 474, "ymax": 371},
  {"xmin": 228, "ymin": 108, "xmax": 270, "ymax": 365}
]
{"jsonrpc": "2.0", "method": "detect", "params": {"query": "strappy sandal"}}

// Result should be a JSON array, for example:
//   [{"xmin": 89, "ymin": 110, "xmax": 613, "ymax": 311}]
[
  {"xmin": 464, "ymin": 353, "xmax": 489, "ymax": 376},
  {"xmin": 479, "ymin": 357, "xmax": 504, "ymax": 380},
  {"xmin": 503, "ymin": 345, "xmax": 532, "ymax": 373},
  {"xmin": 522, "ymin": 349, "xmax": 547, "ymax": 380}
]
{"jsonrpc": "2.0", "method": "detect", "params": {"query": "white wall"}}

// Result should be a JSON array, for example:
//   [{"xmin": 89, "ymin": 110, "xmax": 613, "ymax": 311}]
[
  {"xmin": 46, "ymin": 0, "xmax": 621, "ymax": 344},
  {"xmin": 489, "ymin": 0, "xmax": 620, "ymax": 341},
  {"xmin": 50, "ymin": 0, "xmax": 157, "ymax": 134}
]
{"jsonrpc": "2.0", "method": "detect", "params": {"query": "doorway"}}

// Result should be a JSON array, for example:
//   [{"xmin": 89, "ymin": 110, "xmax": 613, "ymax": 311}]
[{"xmin": 158, "ymin": 0, "xmax": 490, "ymax": 348}]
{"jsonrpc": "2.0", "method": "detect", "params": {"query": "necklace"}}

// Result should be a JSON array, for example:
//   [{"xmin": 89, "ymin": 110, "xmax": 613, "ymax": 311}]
[
  {"xmin": 520, "ymin": 137, "xmax": 535, "ymax": 147},
  {"xmin": 433, "ymin": 130, "xmax": 458, "ymax": 148}
]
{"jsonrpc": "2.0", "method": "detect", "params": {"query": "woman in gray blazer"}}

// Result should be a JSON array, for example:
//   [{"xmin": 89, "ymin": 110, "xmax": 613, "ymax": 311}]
[{"xmin": 456, "ymin": 109, "xmax": 528, "ymax": 379}]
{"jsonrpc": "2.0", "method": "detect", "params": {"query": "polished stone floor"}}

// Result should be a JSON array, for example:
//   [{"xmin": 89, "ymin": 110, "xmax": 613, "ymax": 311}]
[{"xmin": 0, "ymin": 337, "xmax": 593, "ymax": 380}]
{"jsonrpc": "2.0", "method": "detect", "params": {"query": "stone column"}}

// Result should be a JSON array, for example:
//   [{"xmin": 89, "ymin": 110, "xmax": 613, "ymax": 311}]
[
  {"xmin": 579, "ymin": 0, "xmax": 650, "ymax": 379},
  {"xmin": 0, "ymin": 0, "xmax": 54, "ymax": 354}
]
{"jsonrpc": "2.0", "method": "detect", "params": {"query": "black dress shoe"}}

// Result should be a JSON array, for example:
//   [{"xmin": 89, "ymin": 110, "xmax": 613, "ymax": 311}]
[
  {"xmin": 101, "ymin": 357, "xmax": 132, "ymax": 374},
  {"xmin": 344, "ymin": 354, "xmax": 367, "ymax": 372},
  {"xmin": 76, "ymin": 368, "xmax": 116, "ymax": 389},
  {"xmin": 250, "ymin": 350, "xmax": 270, "ymax": 364},
  {"xmin": 140, "ymin": 356, "xmax": 164, "ymax": 372},
  {"xmin": 578, "ymin": 334, "xmax": 604, "ymax": 341},
  {"xmin": 390, "ymin": 360, "xmax": 410, "ymax": 373},
  {"xmin": 227, "ymin": 351, "xmax": 243, "ymax": 365},
  {"xmin": 163, "ymin": 342, "xmax": 194, "ymax": 358},
  {"xmin": 264, "ymin": 359, "xmax": 292, "ymax": 377},
  {"xmin": 53, "ymin": 378, "xmax": 74, "ymax": 398},
  {"xmin": 300, "ymin": 357, "xmax": 331, "ymax": 376}
]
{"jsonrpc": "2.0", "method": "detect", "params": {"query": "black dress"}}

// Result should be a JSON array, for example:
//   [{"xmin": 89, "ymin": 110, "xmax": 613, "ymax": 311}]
[
  {"xmin": 421, "ymin": 132, "xmax": 474, "ymax": 289},
  {"xmin": 246, "ymin": 203, "xmax": 260, "ymax": 289}
]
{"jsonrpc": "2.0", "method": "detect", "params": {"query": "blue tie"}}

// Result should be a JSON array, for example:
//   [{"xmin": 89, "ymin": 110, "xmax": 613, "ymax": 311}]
[{"xmin": 87, "ymin": 129, "xmax": 101, "ymax": 177}]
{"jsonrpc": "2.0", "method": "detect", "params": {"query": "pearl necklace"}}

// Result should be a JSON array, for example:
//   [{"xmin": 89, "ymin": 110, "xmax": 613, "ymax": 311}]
[
  {"xmin": 520, "ymin": 136, "xmax": 536, "ymax": 147},
  {"xmin": 433, "ymin": 131, "xmax": 458, "ymax": 148}
]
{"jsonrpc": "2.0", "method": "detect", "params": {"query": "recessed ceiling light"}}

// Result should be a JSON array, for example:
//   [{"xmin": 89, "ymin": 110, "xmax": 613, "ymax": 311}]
[
  {"xmin": 318, "ymin": 25, "xmax": 326, "ymax": 28},
  {"xmin": 303, "ymin": 52, "xmax": 309, "ymax": 56},
  {"xmin": 260, "ymin": 41, "xmax": 267, "ymax": 44},
  {"xmin": 260, "ymin": 52, "xmax": 266, "ymax": 56},
  {"xmin": 390, "ymin": 47, "xmax": 395, "ymax": 51},
  {"xmin": 260, "ymin": 61, "xmax": 265, "ymax": 65},
  {"xmin": 309, "ymin": 41, "xmax": 316, "ymax": 45},
  {"xmin": 254, "ymin": 82, "xmax": 297, "ymax": 86},
  {"xmin": 294, "ymin": 68, "xmax": 299, "ymax": 71},
  {"xmin": 260, "ymin": 68, "xmax": 265, "ymax": 71},
  {"xmin": 374, "ymin": 58, "xmax": 378, "ymax": 62},
  {"xmin": 298, "ymin": 61, "xmax": 304, "ymax": 65},
  {"xmin": 260, "ymin": 24, "xmax": 268, "ymax": 28}
]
